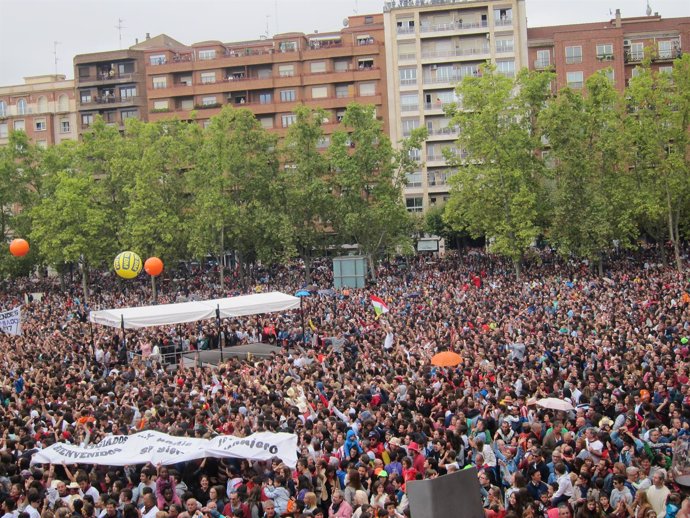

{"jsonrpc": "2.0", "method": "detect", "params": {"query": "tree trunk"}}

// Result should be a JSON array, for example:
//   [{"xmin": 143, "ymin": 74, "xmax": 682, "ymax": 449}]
[
  {"xmin": 368, "ymin": 254, "xmax": 377, "ymax": 281},
  {"xmin": 513, "ymin": 256, "xmax": 521, "ymax": 280},
  {"xmin": 219, "ymin": 226, "xmax": 225, "ymax": 291},
  {"xmin": 660, "ymin": 239, "xmax": 667, "ymax": 266},
  {"xmin": 151, "ymin": 275, "xmax": 158, "ymax": 303},
  {"xmin": 597, "ymin": 255, "xmax": 604, "ymax": 277},
  {"xmin": 59, "ymin": 265, "xmax": 66, "ymax": 292},
  {"xmin": 81, "ymin": 262, "xmax": 89, "ymax": 304},
  {"xmin": 303, "ymin": 252, "xmax": 312, "ymax": 284},
  {"xmin": 666, "ymin": 190, "xmax": 682, "ymax": 271},
  {"xmin": 673, "ymin": 209, "xmax": 682, "ymax": 271}
]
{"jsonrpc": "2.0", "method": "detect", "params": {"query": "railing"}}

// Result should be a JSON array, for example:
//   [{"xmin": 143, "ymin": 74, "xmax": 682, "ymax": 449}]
[
  {"xmin": 494, "ymin": 18, "xmax": 513, "ymax": 26},
  {"xmin": 565, "ymin": 56, "xmax": 583, "ymax": 65},
  {"xmin": 79, "ymin": 72, "xmax": 136, "ymax": 82},
  {"xmin": 423, "ymin": 71, "xmax": 480, "ymax": 84},
  {"xmin": 567, "ymin": 81, "xmax": 584, "ymax": 90},
  {"xmin": 399, "ymin": 53, "xmax": 417, "ymax": 61},
  {"xmin": 423, "ymin": 102, "xmax": 453, "ymax": 110},
  {"xmin": 624, "ymin": 51, "xmax": 645, "ymax": 63},
  {"xmin": 419, "ymin": 20, "xmax": 488, "ymax": 33},
  {"xmin": 400, "ymin": 78, "xmax": 417, "ymax": 86},
  {"xmin": 401, "ymin": 104, "xmax": 420, "ymax": 112},
  {"xmin": 655, "ymin": 48, "xmax": 682, "ymax": 60},
  {"xmin": 80, "ymin": 95, "xmax": 137, "ymax": 106},
  {"xmin": 422, "ymin": 47, "xmax": 489, "ymax": 59},
  {"xmin": 427, "ymin": 126, "xmax": 458, "ymax": 136},
  {"xmin": 306, "ymin": 41, "xmax": 344, "ymax": 51},
  {"xmin": 534, "ymin": 59, "xmax": 551, "ymax": 70},
  {"xmin": 496, "ymin": 46, "xmax": 514, "ymax": 54},
  {"xmin": 397, "ymin": 26, "xmax": 416, "ymax": 35}
]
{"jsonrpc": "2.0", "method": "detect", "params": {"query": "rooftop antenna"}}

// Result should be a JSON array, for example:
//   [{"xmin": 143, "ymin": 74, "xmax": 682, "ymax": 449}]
[
  {"xmin": 115, "ymin": 18, "xmax": 126, "ymax": 49},
  {"xmin": 274, "ymin": 0, "xmax": 278, "ymax": 34},
  {"xmin": 265, "ymin": 14, "xmax": 271, "ymax": 38},
  {"xmin": 53, "ymin": 41, "xmax": 60, "ymax": 76},
  {"xmin": 354, "ymin": 0, "xmax": 359, "ymax": 14},
  {"xmin": 646, "ymin": 1, "xmax": 652, "ymax": 16}
]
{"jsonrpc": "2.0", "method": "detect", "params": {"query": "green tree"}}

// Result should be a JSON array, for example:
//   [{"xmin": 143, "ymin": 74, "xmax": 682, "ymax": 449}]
[
  {"xmin": 445, "ymin": 66, "xmax": 554, "ymax": 277},
  {"xmin": 280, "ymin": 106, "xmax": 331, "ymax": 283},
  {"xmin": 120, "ymin": 119, "xmax": 202, "ymax": 300},
  {"xmin": 30, "ymin": 169, "xmax": 113, "ymax": 300},
  {"xmin": 187, "ymin": 106, "xmax": 285, "ymax": 289},
  {"xmin": 540, "ymin": 70, "xmax": 635, "ymax": 273},
  {"xmin": 625, "ymin": 55, "xmax": 690, "ymax": 270},
  {"xmin": 328, "ymin": 103, "xmax": 424, "ymax": 278}
]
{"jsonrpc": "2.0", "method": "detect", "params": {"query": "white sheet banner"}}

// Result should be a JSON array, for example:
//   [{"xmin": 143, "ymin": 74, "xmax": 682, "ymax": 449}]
[
  {"xmin": 0, "ymin": 306, "xmax": 21, "ymax": 336},
  {"xmin": 31, "ymin": 430, "xmax": 297, "ymax": 468}
]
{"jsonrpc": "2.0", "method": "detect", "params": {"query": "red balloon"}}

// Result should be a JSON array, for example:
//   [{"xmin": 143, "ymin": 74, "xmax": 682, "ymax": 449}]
[
  {"xmin": 9, "ymin": 239, "xmax": 30, "ymax": 257},
  {"xmin": 144, "ymin": 257, "xmax": 164, "ymax": 277}
]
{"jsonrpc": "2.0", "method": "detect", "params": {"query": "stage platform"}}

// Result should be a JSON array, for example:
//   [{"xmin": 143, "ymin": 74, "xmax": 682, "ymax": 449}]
[{"xmin": 181, "ymin": 343, "xmax": 282, "ymax": 367}]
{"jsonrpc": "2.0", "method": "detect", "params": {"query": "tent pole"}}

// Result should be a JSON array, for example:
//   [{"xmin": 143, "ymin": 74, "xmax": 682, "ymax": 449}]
[
  {"xmin": 217, "ymin": 305, "xmax": 223, "ymax": 364},
  {"xmin": 121, "ymin": 314, "xmax": 128, "ymax": 365},
  {"xmin": 300, "ymin": 296, "xmax": 306, "ymax": 348}
]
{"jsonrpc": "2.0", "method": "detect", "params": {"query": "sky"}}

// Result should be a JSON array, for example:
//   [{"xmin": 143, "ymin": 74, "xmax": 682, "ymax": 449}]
[{"xmin": 0, "ymin": 0, "xmax": 688, "ymax": 85}]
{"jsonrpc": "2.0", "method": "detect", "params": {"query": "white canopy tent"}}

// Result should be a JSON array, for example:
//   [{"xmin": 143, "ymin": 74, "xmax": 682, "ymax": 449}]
[{"xmin": 89, "ymin": 291, "xmax": 300, "ymax": 330}]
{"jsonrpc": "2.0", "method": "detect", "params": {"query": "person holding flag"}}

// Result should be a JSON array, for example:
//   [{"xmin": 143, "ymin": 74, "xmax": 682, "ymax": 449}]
[{"xmin": 370, "ymin": 295, "xmax": 389, "ymax": 319}]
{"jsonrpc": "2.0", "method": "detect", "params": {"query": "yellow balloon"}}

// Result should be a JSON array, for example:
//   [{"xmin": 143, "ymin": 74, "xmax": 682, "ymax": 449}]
[{"xmin": 113, "ymin": 251, "xmax": 143, "ymax": 279}]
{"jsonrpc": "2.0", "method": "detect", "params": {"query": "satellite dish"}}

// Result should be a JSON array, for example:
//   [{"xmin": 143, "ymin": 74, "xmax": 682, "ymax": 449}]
[{"xmin": 343, "ymin": 18, "xmax": 349, "ymax": 27}]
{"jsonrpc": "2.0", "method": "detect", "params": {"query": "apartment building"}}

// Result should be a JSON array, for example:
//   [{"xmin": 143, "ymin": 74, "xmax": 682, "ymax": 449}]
[
  {"xmin": 142, "ymin": 14, "xmax": 388, "ymax": 142},
  {"xmin": 382, "ymin": 0, "xmax": 528, "ymax": 213},
  {"xmin": 0, "ymin": 75, "xmax": 77, "ymax": 148},
  {"xmin": 528, "ymin": 11, "xmax": 690, "ymax": 92}
]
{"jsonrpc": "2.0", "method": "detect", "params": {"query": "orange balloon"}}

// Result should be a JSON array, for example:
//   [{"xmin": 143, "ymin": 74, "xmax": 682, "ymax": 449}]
[
  {"xmin": 9, "ymin": 239, "xmax": 30, "ymax": 257},
  {"xmin": 144, "ymin": 257, "xmax": 164, "ymax": 277}
]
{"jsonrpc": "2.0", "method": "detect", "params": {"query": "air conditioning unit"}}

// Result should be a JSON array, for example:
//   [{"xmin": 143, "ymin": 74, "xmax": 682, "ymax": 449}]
[{"xmin": 623, "ymin": 39, "xmax": 631, "ymax": 46}]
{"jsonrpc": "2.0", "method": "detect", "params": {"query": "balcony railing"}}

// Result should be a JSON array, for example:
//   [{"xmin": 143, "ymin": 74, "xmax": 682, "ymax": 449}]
[
  {"xmin": 494, "ymin": 18, "xmax": 513, "ymax": 26},
  {"xmin": 401, "ymin": 104, "xmax": 419, "ymax": 112},
  {"xmin": 423, "ymin": 102, "xmax": 453, "ymax": 111},
  {"xmin": 400, "ymin": 78, "xmax": 417, "ymax": 86},
  {"xmin": 423, "ymin": 70, "xmax": 480, "ymax": 84},
  {"xmin": 624, "ymin": 51, "xmax": 645, "ymax": 63},
  {"xmin": 419, "ymin": 20, "xmax": 488, "ymax": 33},
  {"xmin": 79, "ymin": 72, "xmax": 136, "ymax": 82},
  {"xmin": 396, "ymin": 26, "xmax": 416, "ymax": 35},
  {"xmin": 80, "ymin": 95, "xmax": 137, "ymax": 106},
  {"xmin": 427, "ymin": 126, "xmax": 458, "ymax": 136},
  {"xmin": 565, "ymin": 56, "xmax": 583, "ymax": 64},
  {"xmin": 399, "ymin": 53, "xmax": 417, "ymax": 61},
  {"xmin": 421, "ymin": 47, "xmax": 489, "ymax": 59},
  {"xmin": 655, "ymin": 48, "xmax": 682, "ymax": 61},
  {"xmin": 534, "ymin": 59, "xmax": 551, "ymax": 70},
  {"xmin": 496, "ymin": 45, "xmax": 514, "ymax": 54}
]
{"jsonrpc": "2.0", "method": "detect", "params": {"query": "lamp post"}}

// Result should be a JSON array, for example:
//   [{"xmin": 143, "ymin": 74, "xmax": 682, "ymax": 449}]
[{"xmin": 295, "ymin": 289, "xmax": 311, "ymax": 347}]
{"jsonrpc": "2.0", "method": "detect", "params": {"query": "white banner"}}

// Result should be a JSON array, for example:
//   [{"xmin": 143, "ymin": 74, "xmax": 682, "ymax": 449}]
[
  {"xmin": 31, "ymin": 430, "xmax": 297, "ymax": 468},
  {"xmin": 0, "ymin": 306, "xmax": 21, "ymax": 336}
]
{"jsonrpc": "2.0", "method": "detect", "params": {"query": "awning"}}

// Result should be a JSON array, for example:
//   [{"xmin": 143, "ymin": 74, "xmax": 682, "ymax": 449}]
[{"xmin": 89, "ymin": 291, "xmax": 300, "ymax": 330}]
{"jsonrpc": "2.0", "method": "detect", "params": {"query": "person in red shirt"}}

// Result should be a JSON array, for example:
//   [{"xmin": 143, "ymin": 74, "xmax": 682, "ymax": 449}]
[{"xmin": 408, "ymin": 442, "xmax": 425, "ymax": 474}]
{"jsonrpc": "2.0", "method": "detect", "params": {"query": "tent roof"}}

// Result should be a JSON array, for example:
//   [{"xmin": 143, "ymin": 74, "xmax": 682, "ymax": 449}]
[{"xmin": 89, "ymin": 291, "xmax": 299, "ymax": 329}]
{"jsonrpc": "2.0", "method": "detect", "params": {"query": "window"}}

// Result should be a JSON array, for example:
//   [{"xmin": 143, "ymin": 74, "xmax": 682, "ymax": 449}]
[
  {"xmin": 201, "ymin": 119, "xmax": 212, "ymax": 129},
  {"xmin": 278, "ymin": 41, "xmax": 297, "ymax": 52},
  {"xmin": 603, "ymin": 68, "xmax": 615, "ymax": 84},
  {"xmin": 80, "ymin": 91, "xmax": 92, "ymax": 104},
  {"xmin": 259, "ymin": 92, "xmax": 273, "ymax": 104},
  {"xmin": 0, "ymin": 101, "xmax": 5, "ymax": 116},
  {"xmin": 119, "ymin": 86, "xmax": 137, "ymax": 99},
  {"xmin": 400, "ymin": 93, "xmax": 418, "ymax": 110},
  {"xmin": 565, "ymin": 46, "xmax": 582, "ymax": 64},
  {"xmin": 566, "ymin": 71, "xmax": 584, "ymax": 89},
  {"xmin": 408, "ymin": 148, "xmax": 421, "ymax": 161},
  {"xmin": 596, "ymin": 44, "xmax": 614, "ymax": 59},
  {"xmin": 357, "ymin": 58, "xmax": 374, "ymax": 69},
  {"xmin": 494, "ymin": 8, "xmax": 512, "ymax": 24},
  {"xmin": 398, "ymin": 42, "xmax": 415, "ymax": 60},
  {"xmin": 310, "ymin": 61, "xmax": 326, "ymax": 74},
  {"xmin": 200, "ymin": 72, "xmax": 216, "ymax": 84},
  {"xmin": 179, "ymin": 75, "xmax": 193, "ymax": 86},
  {"xmin": 658, "ymin": 40, "xmax": 674, "ymax": 59},
  {"xmin": 201, "ymin": 96, "xmax": 217, "ymax": 106},
  {"xmin": 280, "ymin": 89, "xmax": 296, "ymax": 102},
  {"xmin": 17, "ymin": 99, "xmax": 27, "ymax": 115},
  {"xmin": 497, "ymin": 61, "xmax": 515, "ymax": 78},
  {"xmin": 281, "ymin": 114, "xmax": 297, "ymax": 127},
  {"xmin": 359, "ymin": 83, "xmax": 376, "ymax": 96},
  {"xmin": 0, "ymin": 123, "xmax": 7, "ymax": 138},
  {"xmin": 118, "ymin": 62, "xmax": 134, "ymax": 75},
  {"xmin": 334, "ymin": 60, "xmax": 350, "ymax": 72},
  {"xmin": 81, "ymin": 114, "xmax": 93, "ymax": 127},
  {"xmin": 259, "ymin": 117, "xmax": 273, "ymax": 129},
  {"xmin": 396, "ymin": 19, "xmax": 414, "ymax": 33},
  {"xmin": 535, "ymin": 49, "xmax": 551, "ymax": 69},
  {"xmin": 399, "ymin": 67, "xmax": 417, "ymax": 85},
  {"xmin": 78, "ymin": 66, "xmax": 90, "ymax": 78},
  {"xmin": 312, "ymin": 86, "xmax": 328, "ymax": 99},
  {"xmin": 495, "ymin": 38, "xmax": 514, "ymax": 53},
  {"xmin": 58, "ymin": 95, "xmax": 69, "ymax": 112},
  {"xmin": 34, "ymin": 119, "xmax": 46, "ymax": 131},
  {"xmin": 36, "ymin": 140, "xmax": 47, "ymax": 149},
  {"xmin": 335, "ymin": 85, "xmax": 351, "ymax": 98},
  {"xmin": 316, "ymin": 136, "xmax": 330, "ymax": 149},
  {"xmin": 153, "ymin": 100, "xmax": 169, "ymax": 110},
  {"xmin": 364, "ymin": 15, "xmax": 374, "ymax": 24},
  {"xmin": 257, "ymin": 68, "xmax": 272, "ymax": 79},
  {"xmin": 659, "ymin": 66, "xmax": 674, "ymax": 75},
  {"xmin": 150, "ymin": 54, "xmax": 167, "ymax": 65},
  {"xmin": 406, "ymin": 197, "xmax": 423, "ymax": 212},
  {"xmin": 121, "ymin": 109, "xmax": 138, "ymax": 121},
  {"xmin": 152, "ymin": 76, "xmax": 167, "ymax": 89},
  {"xmin": 401, "ymin": 118, "xmax": 420, "ymax": 136},
  {"xmin": 198, "ymin": 49, "xmax": 216, "ymax": 60},
  {"xmin": 60, "ymin": 119, "xmax": 70, "ymax": 133},
  {"xmin": 406, "ymin": 172, "xmax": 422, "ymax": 188},
  {"xmin": 630, "ymin": 42, "xmax": 644, "ymax": 61},
  {"xmin": 180, "ymin": 99, "xmax": 194, "ymax": 110},
  {"xmin": 37, "ymin": 97, "xmax": 48, "ymax": 113},
  {"xmin": 278, "ymin": 64, "xmax": 295, "ymax": 77},
  {"xmin": 631, "ymin": 67, "xmax": 641, "ymax": 78}
]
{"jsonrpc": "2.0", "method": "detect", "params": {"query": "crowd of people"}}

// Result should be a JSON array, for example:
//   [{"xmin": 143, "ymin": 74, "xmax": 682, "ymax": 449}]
[{"xmin": 0, "ymin": 247, "xmax": 690, "ymax": 518}]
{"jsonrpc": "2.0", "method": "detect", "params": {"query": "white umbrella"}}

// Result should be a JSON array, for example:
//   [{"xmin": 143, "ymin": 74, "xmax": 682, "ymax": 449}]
[{"xmin": 536, "ymin": 397, "xmax": 575, "ymax": 411}]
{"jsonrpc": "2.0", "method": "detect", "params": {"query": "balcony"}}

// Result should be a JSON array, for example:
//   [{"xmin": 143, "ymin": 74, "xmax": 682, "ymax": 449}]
[
  {"xmin": 77, "ymin": 72, "xmax": 142, "ymax": 87},
  {"xmin": 396, "ymin": 26, "xmax": 416, "ymax": 36},
  {"xmin": 421, "ymin": 47, "xmax": 490, "ymax": 60},
  {"xmin": 427, "ymin": 126, "xmax": 459, "ymax": 139},
  {"xmin": 534, "ymin": 59, "xmax": 552, "ymax": 70},
  {"xmin": 565, "ymin": 56, "xmax": 583, "ymax": 65},
  {"xmin": 624, "ymin": 51, "xmax": 644, "ymax": 63},
  {"xmin": 496, "ymin": 45, "xmax": 514, "ymax": 54},
  {"xmin": 399, "ymin": 53, "xmax": 417, "ymax": 61},
  {"xmin": 419, "ymin": 20, "xmax": 488, "ymax": 35},
  {"xmin": 596, "ymin": 54, "xmax": 615, "ymax": 62},
  {"xmin": 400, "ymin": 78, "xmax": 418, "ymax": 87},
  {"xmin": 401, "ymin": 104, "xmax": 420, "ymax": 113},
  {"xmin": 423, "ymin": 70, "xmax": 480, "ymax": 85},
  {"xmin": 79, "ymin": 95, "xmax": 141, "ymax": 109},
  {"xmin": 654, "ymin": 47, "xmax": 682, "ymax": 62},
  {"xmin": 423, "ymin": 102, "xmax": 453, "ymax": 112},
  {"xmin": 494, "ymin": 18, "xmax": 513, "ymax": 27}
]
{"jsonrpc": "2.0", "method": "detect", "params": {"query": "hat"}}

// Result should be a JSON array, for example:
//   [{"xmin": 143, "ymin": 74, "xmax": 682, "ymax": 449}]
[
  {"xmin": 284, "ymin": 375, "xmax": 294, "ymax": 384},
  {"xmin": 389, "ymin": 437, "xmax": 401, "ymax": 446},
  {"xmin": 408, "ymin": 441, "xmax": 420, "ymax": 452},
  {"xmin": 378, "ymin": 470, "xmax": 388, "ymax": 478},
  {"xmin": 681, "ymin": 337, "xmax": 689, "ymax": 344},
  {"xmin": 599, "ymin": 417, "xmax": 614, "ymax": 428},
  {"xmin": 368, "ymin": 431, "xmax": 379, "ymax": 440},
  {"xmin": 68, "ymin": 482, "xmax": 80, "ymax": 489},
  {"xmin": 446, "ymin": 462, "xmax": 460, "ymax": 471},
  {"xmin": 286, "ymin": 388, "xmax": 296, "ymax": 398}
]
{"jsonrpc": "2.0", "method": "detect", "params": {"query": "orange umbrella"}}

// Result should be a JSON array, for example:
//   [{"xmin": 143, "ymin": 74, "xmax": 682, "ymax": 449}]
[{"xmin": 431, "ymin": 351, "xmax": 463, "ymax": 367}]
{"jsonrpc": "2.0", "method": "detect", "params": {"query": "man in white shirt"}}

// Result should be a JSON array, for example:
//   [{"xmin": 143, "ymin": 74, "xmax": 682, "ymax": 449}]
[
  {"xmin": 140, "ymin": 493, "xmax": 159, "ymax": 518},
  {"xmin": 646, "ymin": 470, "xmax": 671, "ymax": 518},
  {"xmin": 24, "ymin": 491, "xmax": 42, "ymax": 518},
  {"xmin": 551, "ymin": 463, "xmax": 574, "ymax": 506}
]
